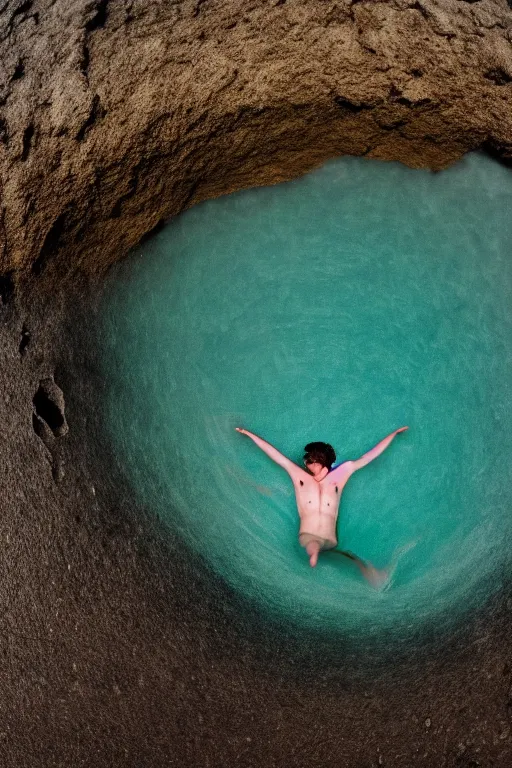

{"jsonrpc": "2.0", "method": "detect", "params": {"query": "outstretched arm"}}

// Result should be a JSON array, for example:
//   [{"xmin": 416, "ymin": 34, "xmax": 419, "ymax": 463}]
[
  {"xmin": 351, "ymin": 427, "xmax": 408, "ymax": 471},
  {"xmin": 235, "ymin": 428, "xmax": 303, "ymax": 478}
]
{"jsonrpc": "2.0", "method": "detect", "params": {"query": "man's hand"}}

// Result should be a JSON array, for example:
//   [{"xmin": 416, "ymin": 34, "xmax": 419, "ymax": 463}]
[
  {"xmin": 235, "ymin": 427, "xmax": 248, "ymax": 435},
  {"xmin": 395, "ymin": 426, "xmax": 408, "ymax": 434}
]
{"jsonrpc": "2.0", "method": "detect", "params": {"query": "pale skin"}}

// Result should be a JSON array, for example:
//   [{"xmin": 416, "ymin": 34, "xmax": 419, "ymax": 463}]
[{"xmin": 235, "ymin": 426, "xmax": 408, "ymax": 587}]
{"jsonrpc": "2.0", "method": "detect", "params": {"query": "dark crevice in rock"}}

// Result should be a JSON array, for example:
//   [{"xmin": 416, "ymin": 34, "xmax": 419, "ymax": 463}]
[
  {"xmin": 32, "ymin": 210, "xmax": 70, "ymax": 276},
  {"xmin": 19, "ymin": 323, "xmax": 30, "ymax": 355},
  {"xmin": 398, "ymin": 96, "xmax": 433, "ymax": 107},
  {"xmin": 484, "ymin": 68, "xmax": 512, "ymax": 86},
  {"xmin": 409, "ymin": 1, "xmax": 429, "ymax": 20},
  {"xmin": 85, "ymin": 0, "xmax": 109, "ymax": 33},
  {"xmin": 482, "ymin": 140, "xmax": 512, "ymax": 168},
  {"xmin": 5, "ymin": 0, "xmax": 33, "ymax": 36},
  {"xmin": 0, "ymin": 270, "xmax": 15, "ymax": 304},
  {"xmin": 10, "ymin": 59, "xmax": 25, "ymax": 82},
  {"xmin": 125, "ymin": 2, "xmax": 135, "ymax": 23},
  {"xmin": 192, "ymin": 0, "xmax": 208, "ymax": 19},
  {"xmin": 81, "ymin": 43, "xmax": 90, "ymax": 77},
  {"xmin": 31, "ymin": 375, "xmax": 68, "ymax": 483},
  {"xmin": 21, "ymin": 122, "xmax": 34, "ymax": 161},
  {"xmin": 0, "ymin": 207, "xmax": 7, "ymax": 274},
  {"xmin": 334, "ymin": 96, "xmax": 373, "ymax": 113},
  {"xmin": 185, "ymin": 109, "xmax": 209, "ymax": 133},
  {"xmin": 32, "ymin": 377, "xmax": 68, "ymax": 438},
  {"xmin": 33, "ymin": 390, "xmax": 64, "ymax": 436},
  {"xmin": 389, "ymin": 86, "xmax": 434, "ymax": 109},
  {"xmin": 0, "ymin": 118, "xmax": 8, "ymax": 145},
  {"xmin": 76, "ymin": 94, "xmax": 107, "ymax": 141}
]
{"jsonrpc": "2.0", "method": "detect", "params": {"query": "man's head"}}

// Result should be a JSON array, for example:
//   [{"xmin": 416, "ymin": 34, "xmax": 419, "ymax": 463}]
[{"xmin": 303, "ymin": 442, "xmax": 336, "ymax": 476}]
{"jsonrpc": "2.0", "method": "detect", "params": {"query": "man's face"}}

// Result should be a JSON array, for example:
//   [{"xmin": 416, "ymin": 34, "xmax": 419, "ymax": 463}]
[{"xmin": 304, "ymin": 459, "xmax": 325, "ymax": 477}]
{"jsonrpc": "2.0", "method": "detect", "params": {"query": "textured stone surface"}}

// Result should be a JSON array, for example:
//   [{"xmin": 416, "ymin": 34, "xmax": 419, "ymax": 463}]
[
  {"xmin": 1, "ymin": 2, "xmax": 512, "ymax": 766},
  {"xmin": 0, "ymin": 0, "xmax": 512, "ymax": 289}
]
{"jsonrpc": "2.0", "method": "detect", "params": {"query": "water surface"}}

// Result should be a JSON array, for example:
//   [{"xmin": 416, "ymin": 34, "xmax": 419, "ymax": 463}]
[{"xmin": 100, "ymin": 153, "xmax": 512, "ymax": 644}]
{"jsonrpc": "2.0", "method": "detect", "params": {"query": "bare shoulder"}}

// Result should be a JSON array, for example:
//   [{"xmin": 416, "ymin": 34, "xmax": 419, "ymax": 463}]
[
  {"xmin": 287, "ymin": 463, "xmax": 311, "ymax": 483},
  {"xmin": 328, "ymin": 461, "xmax": 355, "ymax": 479}
]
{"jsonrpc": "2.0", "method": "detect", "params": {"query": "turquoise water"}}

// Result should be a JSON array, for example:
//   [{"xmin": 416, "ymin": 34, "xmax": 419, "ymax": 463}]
[{"xmin": 100, "ymin": 153, "xmax": 512, "ymax": 642}]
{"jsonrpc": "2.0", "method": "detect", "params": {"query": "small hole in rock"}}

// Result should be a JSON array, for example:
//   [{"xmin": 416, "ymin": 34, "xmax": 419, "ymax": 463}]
[
  {"xmin": 11, "ymin": 60, "xmax": 25, "ymax": 81},
  {"xmin": 33, "ymin": 378, "xmax": 68, "ymax": 437}
]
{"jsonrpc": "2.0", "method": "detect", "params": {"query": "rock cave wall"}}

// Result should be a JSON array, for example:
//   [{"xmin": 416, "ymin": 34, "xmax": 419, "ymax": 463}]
[
  {"xmin": 1, "ymin": 0, "xmax": 512, "ymax": 292},
  {"xmin": 1, "ymin": 2, "xmax": 512, "ymax": 766}
]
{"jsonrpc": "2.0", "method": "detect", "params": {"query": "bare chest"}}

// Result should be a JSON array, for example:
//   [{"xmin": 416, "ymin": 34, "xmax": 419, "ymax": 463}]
[{"xmin": 294, "ymin": 476, "xmax": 346, "ymax": 515}]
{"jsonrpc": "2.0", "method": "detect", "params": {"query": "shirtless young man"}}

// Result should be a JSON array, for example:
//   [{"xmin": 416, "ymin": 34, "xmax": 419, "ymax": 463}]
[{"xmin": 235, "ymin": 426, "xmax": 408, "ymax": 587}]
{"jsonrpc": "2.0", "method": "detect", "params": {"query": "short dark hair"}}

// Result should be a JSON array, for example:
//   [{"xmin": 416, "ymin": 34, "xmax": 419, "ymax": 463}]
[{"xmin": 303, "ymin": 442, "xmax": 336, "ymax": 469}]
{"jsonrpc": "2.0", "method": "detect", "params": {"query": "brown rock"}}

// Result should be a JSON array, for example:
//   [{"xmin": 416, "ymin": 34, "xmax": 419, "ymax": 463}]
[
  {"xmin": 1, "ymin": 5, "xmax": 512, "ymax": 767},
  {"xmin": 0, "ymin": 0, "xmax": 511, "ymax": 291}
]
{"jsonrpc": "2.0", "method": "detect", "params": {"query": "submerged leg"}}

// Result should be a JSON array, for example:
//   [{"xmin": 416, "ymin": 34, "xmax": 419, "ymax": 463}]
[{"xmin": 329, "ymin": 549, "xmax": 390, "ymax": 589}]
